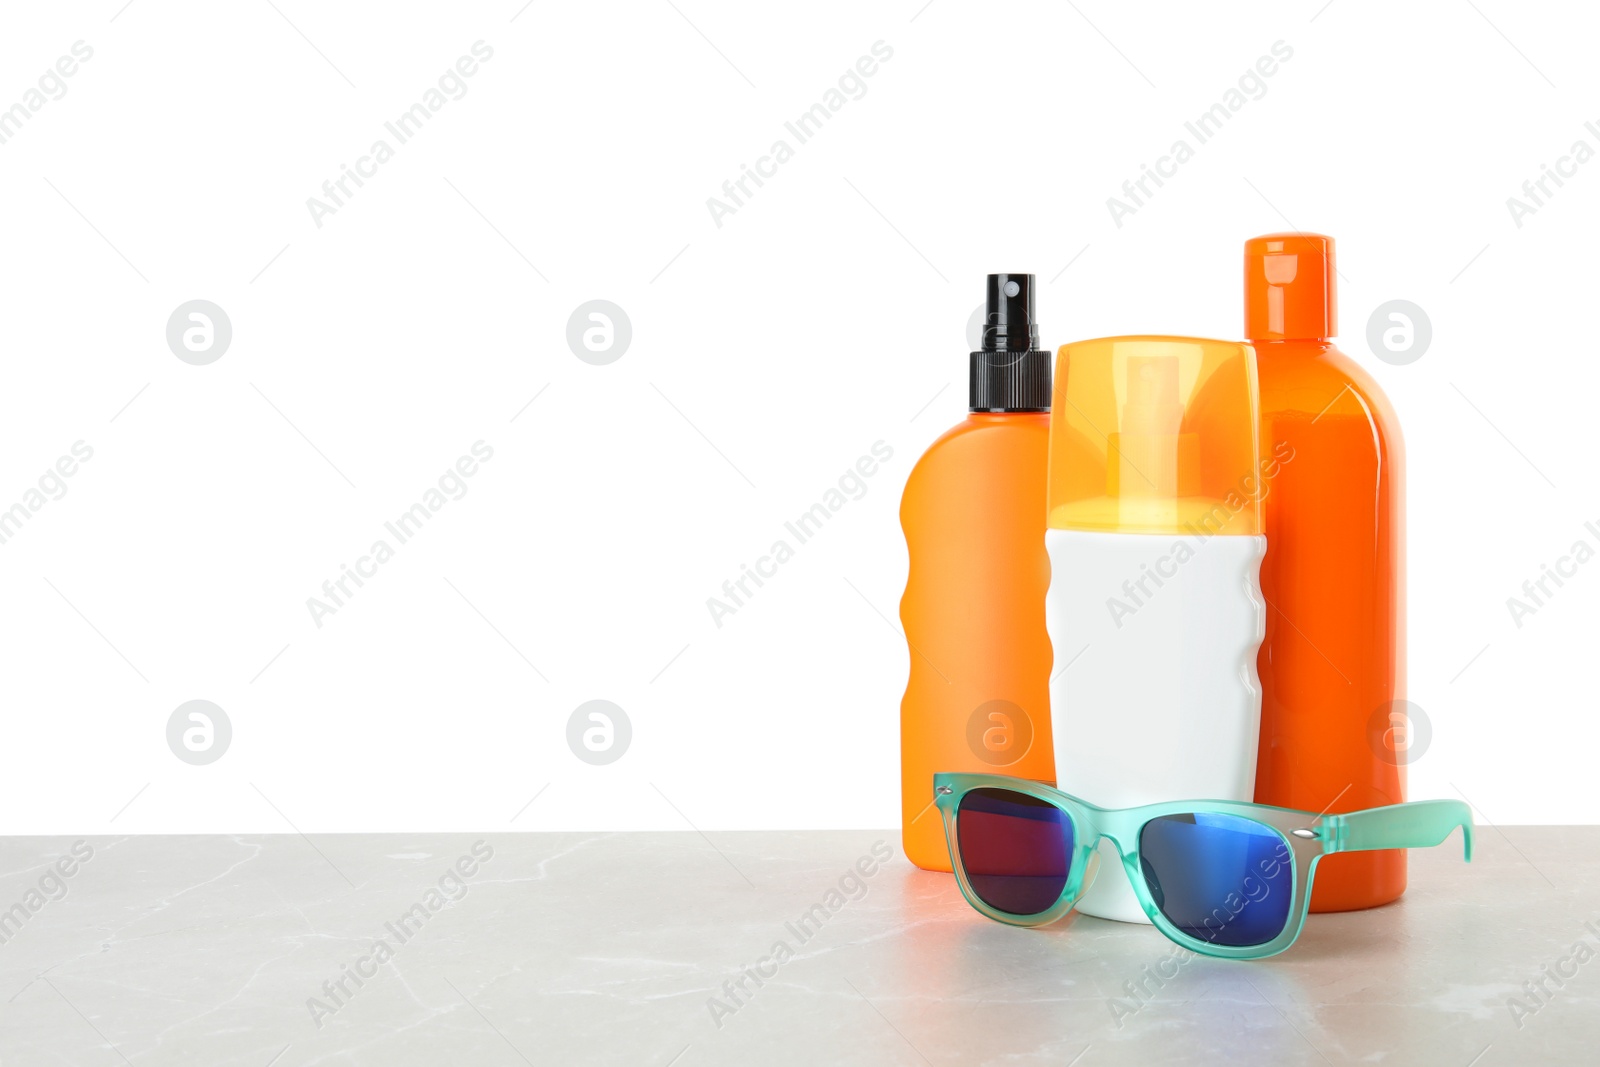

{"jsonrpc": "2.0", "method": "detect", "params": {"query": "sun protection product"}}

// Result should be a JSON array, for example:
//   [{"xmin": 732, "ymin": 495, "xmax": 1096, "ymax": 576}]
[
  {"xmin": 1245, "ymin": 233, "xmax": 1407, "ymax": 912},
  {"xmin": 1045, "ymin": 336, "xmax": 1266, "ymax": 923},
  {"xmin": 899, "ymin": 273, "xmax": 1055, "ymax": 872}
]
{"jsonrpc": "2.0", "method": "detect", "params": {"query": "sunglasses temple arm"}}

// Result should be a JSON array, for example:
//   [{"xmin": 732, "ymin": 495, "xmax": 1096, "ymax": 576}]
[{"xmin": 1319, "ymin": 800, "xmax": 1474, "ymax": 862}]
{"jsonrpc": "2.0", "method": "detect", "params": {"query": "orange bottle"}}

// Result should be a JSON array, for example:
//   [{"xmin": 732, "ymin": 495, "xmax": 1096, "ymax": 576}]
[
  {"xmin": 1245, "ymin": 233, "xmax": 1407, "ymax": 911},
  {"xmin": 900, "ymin": 274, "xmax": 1055, "ymax": 872}
]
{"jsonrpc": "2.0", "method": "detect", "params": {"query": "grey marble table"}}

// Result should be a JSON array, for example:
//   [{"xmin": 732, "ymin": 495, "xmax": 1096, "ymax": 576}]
[{"xmin": 0, "ymin": 827, "xmax": 1593, "ymax": 1065}]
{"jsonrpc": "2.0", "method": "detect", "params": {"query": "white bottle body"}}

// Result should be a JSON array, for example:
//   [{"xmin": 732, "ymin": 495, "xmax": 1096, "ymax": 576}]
[{"xmin": 1046, "ymin": 529, "xmax": 1267, "ymax": 924}]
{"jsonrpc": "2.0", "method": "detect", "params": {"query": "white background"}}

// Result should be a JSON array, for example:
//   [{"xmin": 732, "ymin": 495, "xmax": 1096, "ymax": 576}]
[{"xmin": 0, "ymin": 1, "xmax": 1594, "ymax": 834}]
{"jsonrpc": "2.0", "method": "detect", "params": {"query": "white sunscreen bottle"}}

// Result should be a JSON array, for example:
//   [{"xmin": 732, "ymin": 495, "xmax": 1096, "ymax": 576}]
[{"xmin": 1044, "ymin": 337, "xmax": 1268, "ymax": 923}]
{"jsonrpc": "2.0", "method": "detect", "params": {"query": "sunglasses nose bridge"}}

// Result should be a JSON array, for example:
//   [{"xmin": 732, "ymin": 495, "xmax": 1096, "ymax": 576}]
[
  {"xmin": 1064, "ymin": 818, "xmax": 1134, "ymax": 902},
  {"xmin": 1078, "ymin": 821, "xmax": 1134, "ymax": 857}
]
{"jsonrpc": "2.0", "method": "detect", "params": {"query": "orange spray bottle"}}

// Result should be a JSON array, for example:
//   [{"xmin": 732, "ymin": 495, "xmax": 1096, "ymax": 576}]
[
  {"xmin": 1245, "ymin": 234, "xmax": 1407, "ymax": 911},
  {"xmin": 899, "ymin": 274, "xmax": 1055, "ymax": 872}
]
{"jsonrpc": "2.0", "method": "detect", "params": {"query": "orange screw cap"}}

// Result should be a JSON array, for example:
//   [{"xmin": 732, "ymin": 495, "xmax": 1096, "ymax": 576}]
[{"xmin": 1244, "ymin": 233, "xmax": 1337, "ymax": 342}]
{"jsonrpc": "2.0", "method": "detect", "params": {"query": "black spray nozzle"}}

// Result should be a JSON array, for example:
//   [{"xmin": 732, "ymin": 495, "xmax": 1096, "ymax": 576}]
[
  {"xmin": 970, "ymin": 273, "xmax": 1051, "ymax": 413},
  {"xmin": 980, "ymin": 273, "xmax": 1040, "ymax": 353}
]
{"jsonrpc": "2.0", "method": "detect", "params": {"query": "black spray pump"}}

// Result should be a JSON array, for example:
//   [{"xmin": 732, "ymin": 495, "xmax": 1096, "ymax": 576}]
[{"xmin": 970, "ymin": 273, "xmax": 1052, "ymax": 413}]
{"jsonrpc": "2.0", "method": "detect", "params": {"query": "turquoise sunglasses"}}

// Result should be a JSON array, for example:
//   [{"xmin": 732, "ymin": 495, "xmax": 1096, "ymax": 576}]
[{"xmin": 934, "ymin": 773, "xmax": 1473, "ymax": 960}]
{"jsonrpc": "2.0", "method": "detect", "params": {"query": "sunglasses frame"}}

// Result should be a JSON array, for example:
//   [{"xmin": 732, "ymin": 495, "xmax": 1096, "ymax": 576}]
[{"xmin": 934, "ymin": 772, "xmax": 1473, "ymax": 960}]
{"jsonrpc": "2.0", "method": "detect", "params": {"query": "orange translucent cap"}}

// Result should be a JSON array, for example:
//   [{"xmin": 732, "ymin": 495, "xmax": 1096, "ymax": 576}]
[
  {"xmin": 1244, "ymin": 232, "xmax": 1337, "ymax": 341},
  {"xmin": 1047, "ymin": 336, "xmax": 1262, "ymax": 535}
]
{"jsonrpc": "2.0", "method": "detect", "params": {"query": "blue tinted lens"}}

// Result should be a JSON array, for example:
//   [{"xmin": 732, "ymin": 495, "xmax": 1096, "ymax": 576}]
[
  {"xmin": 1138, "ymin": 813, "xmax": 1293, "ymax": 947},
  {"xmin": 956, "ymin": 787, "xmax": 1074, "ymax": 916}
]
